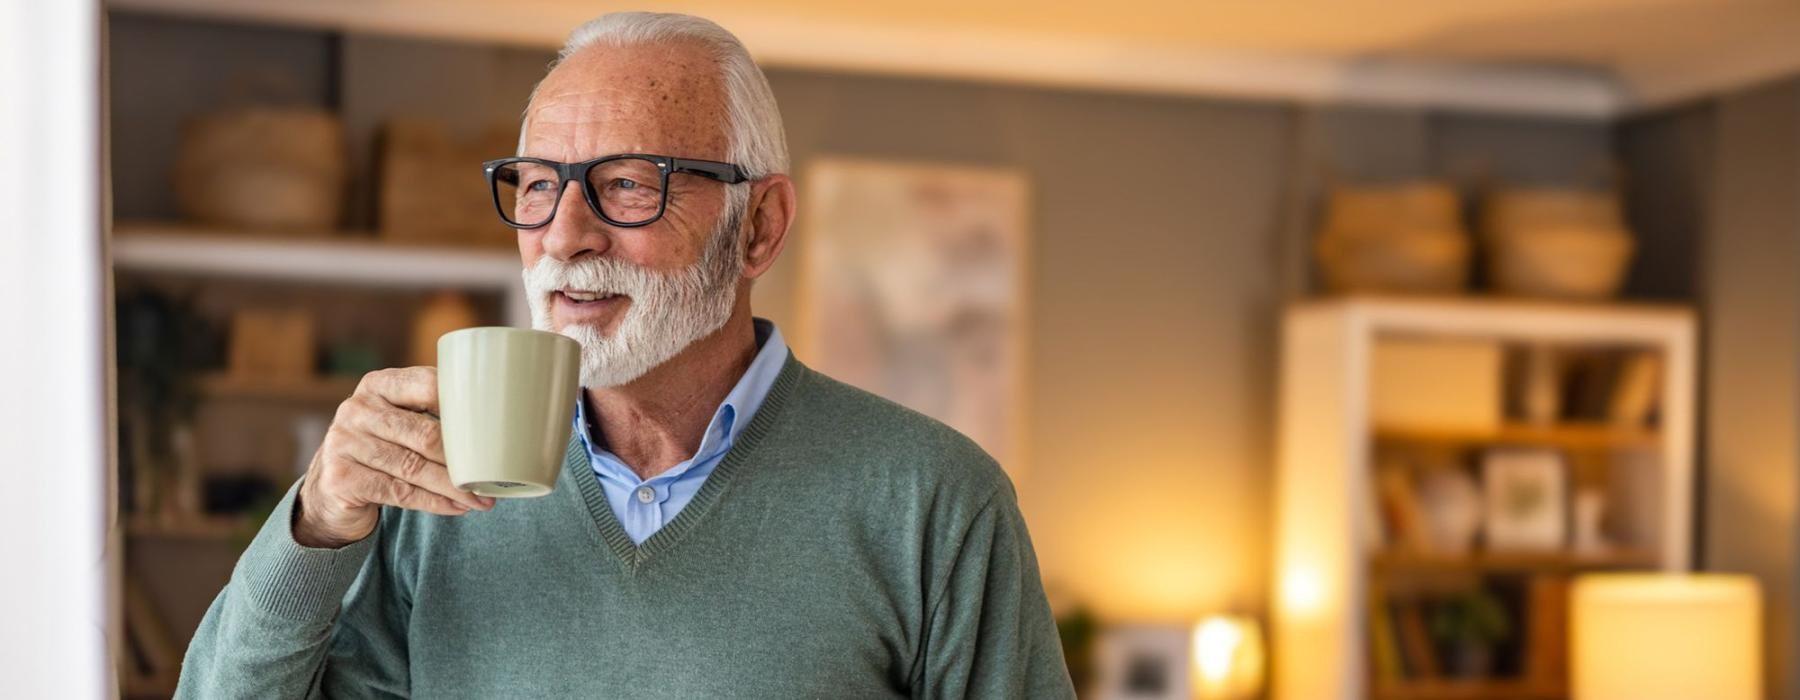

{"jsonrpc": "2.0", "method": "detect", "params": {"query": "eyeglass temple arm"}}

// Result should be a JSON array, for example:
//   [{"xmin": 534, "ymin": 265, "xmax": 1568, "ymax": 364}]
[{"xmin": 670, "ymin": 158, "xmax": 749, "ymax": 184}]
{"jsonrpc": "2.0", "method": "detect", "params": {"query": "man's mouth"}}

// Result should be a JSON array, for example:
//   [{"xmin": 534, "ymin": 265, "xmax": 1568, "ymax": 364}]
[
  {"xmin": 557, "ymin": 289, "xmax": 623, "ymax": 304},
  {"xmin": 552, "ymin": 289, "xmax": 631, "ymax": 326}
]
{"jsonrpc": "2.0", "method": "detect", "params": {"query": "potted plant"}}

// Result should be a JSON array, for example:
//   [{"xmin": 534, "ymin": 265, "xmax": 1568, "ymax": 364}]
[
  {"xmin": 1056, "ymin": 604, "xmax": 1097, "ymax": 692},
  {"xmin": 1429, "ymin": 588, "xmax": 1512, "ymax": 678}
]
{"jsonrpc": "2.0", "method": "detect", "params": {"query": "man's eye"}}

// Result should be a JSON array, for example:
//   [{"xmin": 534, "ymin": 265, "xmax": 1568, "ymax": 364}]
[
  {"xmin": 612, "ymin": 179, "xmax": 639, "ymax": 190},
  {"xmin": 525, "ymin": 179, "xmax": 557, "ymax": 193}
]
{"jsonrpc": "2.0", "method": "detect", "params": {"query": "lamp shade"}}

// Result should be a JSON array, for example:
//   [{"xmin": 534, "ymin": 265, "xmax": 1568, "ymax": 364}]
[
  {"xmin": 1572, "ymin": 574, "xmax": 1760, "ymax": 700},
  {"xmin": 1190, "ymin": 615, "xmax": 1265, "ymax": 700}
]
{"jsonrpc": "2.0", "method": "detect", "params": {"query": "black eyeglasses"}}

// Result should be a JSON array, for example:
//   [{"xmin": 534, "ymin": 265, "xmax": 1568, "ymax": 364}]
[{"xmin": 482, "ymin": 154, "xmax": 749, "ymax": 229}]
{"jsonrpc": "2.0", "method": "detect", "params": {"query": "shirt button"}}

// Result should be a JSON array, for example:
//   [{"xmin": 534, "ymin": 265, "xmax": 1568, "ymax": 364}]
[{"xmin": 636, "ymin": 486, "xmax": 655, "ymax": 504}]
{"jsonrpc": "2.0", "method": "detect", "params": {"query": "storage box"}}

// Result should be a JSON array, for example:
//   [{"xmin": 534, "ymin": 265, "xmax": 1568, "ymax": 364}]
[{"xmin": 1371, "ymin": 336, "xmax": 1503, "ymax": 433}]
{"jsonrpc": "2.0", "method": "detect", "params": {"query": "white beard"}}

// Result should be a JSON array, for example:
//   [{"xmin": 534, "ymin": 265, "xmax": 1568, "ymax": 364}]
[{"xmin": 521, "ymin": 195, "xmax": 745, "ymax": 388}]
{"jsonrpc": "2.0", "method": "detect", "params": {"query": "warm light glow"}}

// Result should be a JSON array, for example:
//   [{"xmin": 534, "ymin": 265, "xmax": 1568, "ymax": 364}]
[
  {"xmin": 1195, "ymin": 618, "xmax": 1242, "ymax": 680},
  {"xmin": 1573, "ymin": 574, "xmax": 1761, "ymax": 700},
  {"xmin": 1190, "ymin": 615, "xmax": 1266, "ymax": 700},
  {"xmin": 1279, "ymin": 563, "xmax": 1327, "ymax": 617},
  {"xmin": 1021, "ymin": 448, "xmax": 1260, "ymax": 621}
]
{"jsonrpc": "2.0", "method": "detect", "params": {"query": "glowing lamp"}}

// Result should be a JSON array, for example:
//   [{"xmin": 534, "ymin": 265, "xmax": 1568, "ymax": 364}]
[
  {"xmin": 1190, "ymin": 615, "xmax": 1265, "ymax": 700},
  {"xmin": 1572, "ymin": 573, "xmax": 1760, "ymax": 700}
]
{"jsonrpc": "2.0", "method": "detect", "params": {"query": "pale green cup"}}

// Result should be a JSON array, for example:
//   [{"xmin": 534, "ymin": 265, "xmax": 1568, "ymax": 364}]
[{"xmin": 437, "ymin": 327, "xmax": 581, "ymax": 498}]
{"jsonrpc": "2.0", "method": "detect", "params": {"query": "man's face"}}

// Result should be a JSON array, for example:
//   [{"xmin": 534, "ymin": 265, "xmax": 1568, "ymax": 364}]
[{"xmin": 517, "ymin": 41, "xmax": 744, "ymax": 387}]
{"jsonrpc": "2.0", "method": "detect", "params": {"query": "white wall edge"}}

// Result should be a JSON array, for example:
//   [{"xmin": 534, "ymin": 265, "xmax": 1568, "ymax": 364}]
[
  {"xmin": 1, "ymin": 0, "xmax": 110, "ymax": 695},
  {"xmin": 106, "ymin": 0, "xmax": 1629, "ymax": 119}
]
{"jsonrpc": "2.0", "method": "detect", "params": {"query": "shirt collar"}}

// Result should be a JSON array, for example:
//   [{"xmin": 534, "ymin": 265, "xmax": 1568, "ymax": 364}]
[{"xmin": 573, "ymin": 318, "xmax": 789, "ymax": 484}]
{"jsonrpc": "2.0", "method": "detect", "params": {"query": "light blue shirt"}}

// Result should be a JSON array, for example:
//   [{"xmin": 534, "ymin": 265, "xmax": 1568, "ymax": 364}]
[{"xmin": 573, "ymin": 318, "xmax": 789, "ymax": 545}]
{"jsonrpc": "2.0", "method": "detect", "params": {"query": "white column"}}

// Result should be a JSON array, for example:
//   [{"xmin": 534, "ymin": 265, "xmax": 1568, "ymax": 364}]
[{"xmin": 0, "ymin": 0, "xmax": 110, "ymax": 697}]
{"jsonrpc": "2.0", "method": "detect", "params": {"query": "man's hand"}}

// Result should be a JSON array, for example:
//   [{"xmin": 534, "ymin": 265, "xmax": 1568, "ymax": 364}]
[{"xmin": 293, "ymin": 366, "xmax": 493, "ymax": 548}]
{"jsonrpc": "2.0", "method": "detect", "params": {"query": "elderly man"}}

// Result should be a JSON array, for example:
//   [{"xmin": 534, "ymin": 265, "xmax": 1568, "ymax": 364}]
[{"xmin": 176, "ymin": 11, "xmax": 1073, "ymax": 699}]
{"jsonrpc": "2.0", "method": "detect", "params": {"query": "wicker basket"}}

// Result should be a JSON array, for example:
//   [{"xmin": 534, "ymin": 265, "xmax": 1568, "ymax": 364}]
[
  {"xmin": 172, "ymin": 107, "xmax": 346, "ymax": 231},
  {"xmin": 378, "ymin": 120, "xmax": 519, "ymax": 249},
  {"xmin": 1315, "ymin": 182, "xmax": 1471, "ymax": 295},
  {"xmin": 1481, "ymin": 188, "xmax": 1634, "ymax": 300}
]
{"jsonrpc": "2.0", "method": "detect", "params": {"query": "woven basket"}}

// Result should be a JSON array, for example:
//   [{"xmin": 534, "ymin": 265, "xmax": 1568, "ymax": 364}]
[
  {"xmin": 1482, "ymin": 188, "xmax": 1633, "ymax": 300},
  {"xmin": 1315, "ymin": 182, "xmax": 1471, "ymax": 295},
  {"xmin": 172, "ymin": 107, "xmax": 346, "ymax": 231},
  {"xmin": 378, "ymin": 120, "xmax": 519, "ymax": 249}
]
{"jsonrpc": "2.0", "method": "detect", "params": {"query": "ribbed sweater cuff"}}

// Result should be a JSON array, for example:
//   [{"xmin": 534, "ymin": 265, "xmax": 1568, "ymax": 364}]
[{"xmin": 233, "ymin": 479, "xmax": 375, "ymax": 623}]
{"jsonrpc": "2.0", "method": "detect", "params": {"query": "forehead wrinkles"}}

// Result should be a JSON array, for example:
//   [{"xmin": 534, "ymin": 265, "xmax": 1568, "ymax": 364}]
[{"xmin": 524, "ymin": 44, "xmax": 731, "ymax": 160}]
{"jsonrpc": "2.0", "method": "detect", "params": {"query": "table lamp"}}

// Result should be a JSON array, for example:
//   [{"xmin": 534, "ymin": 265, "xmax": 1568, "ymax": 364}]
[
  {"xmin": 1191, "ymin": 615, "xmax": 1265, "ymax": 700},
  {"xmin": 1572, "ymin": 573, "xmax": 1760, "ymax": 700}
]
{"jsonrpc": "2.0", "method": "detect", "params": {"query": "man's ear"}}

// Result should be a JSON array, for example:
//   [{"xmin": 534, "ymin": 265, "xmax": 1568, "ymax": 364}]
[{"xmin": 741, "ymin": 174, "xmax": 796, "ymax": 281}]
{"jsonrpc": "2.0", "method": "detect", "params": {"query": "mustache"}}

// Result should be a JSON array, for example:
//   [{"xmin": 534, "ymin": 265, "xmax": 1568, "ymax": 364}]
[{"xmin": 522, "ymin": 255, "xmax": 659, "ymax": 297}]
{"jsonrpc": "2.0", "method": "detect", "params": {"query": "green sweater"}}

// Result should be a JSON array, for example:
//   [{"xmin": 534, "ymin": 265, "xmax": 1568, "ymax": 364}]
[{"xmin": 176, "ymin": 355, "xmax": 1075, "ymax": 698}]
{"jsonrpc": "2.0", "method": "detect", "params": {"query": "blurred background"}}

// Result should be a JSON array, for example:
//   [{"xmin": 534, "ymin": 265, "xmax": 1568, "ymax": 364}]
[{"xmin": 86, "ymin": 0, "xmax": 1800, "ymax": 699}]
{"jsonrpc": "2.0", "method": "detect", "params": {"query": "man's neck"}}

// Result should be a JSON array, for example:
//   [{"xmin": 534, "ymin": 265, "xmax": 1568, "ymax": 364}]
[{"xmin": 583, "ymin": 309, "xmax": 758, "ymax": 480}]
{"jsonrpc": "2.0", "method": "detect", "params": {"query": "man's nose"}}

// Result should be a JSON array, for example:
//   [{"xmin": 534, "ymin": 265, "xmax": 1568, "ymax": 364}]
[{"xmin": 539, "ymin": 180, "xmax": 613, "ymax": 261}]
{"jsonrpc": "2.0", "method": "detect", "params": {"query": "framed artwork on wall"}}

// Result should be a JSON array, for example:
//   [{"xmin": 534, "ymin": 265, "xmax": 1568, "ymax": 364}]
[{"xmin": 794, "ymin": 157, "xmax": 1031, "ymax": 481}]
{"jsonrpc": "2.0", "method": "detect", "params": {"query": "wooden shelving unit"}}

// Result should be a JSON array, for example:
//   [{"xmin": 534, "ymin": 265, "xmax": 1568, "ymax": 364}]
[
  {"xmin": 121, "ymin": 673, "xmax": 181, "ymax": 699},
  {"xmin": 124, "ymin": 514, "xmax": 255, "ymax": 541},
  {"xmin": 112, "ymin": 222, "xmax": 530, "ymax": 694},
  {"xmin": 1373, "ymin": 423, "xmax": 1659, "ymax": 452},
  {"xmin": 195, "ymin": 373, "xmax": 362, "ymax": 404},
  {"xmin": 1369, "ymin": 549, "xmax": 1661, "ymax": 575},
  {"xmin": 1373, "ymin": 679, "xmax": 1562, "ymax": 700},
  {"xmin": 1272, "ymin": 296, "xmax": 1697, "ymax": 700},
  {"xmin": 112, "ymin": 221, "xmax": 529, "ymax": 326}
]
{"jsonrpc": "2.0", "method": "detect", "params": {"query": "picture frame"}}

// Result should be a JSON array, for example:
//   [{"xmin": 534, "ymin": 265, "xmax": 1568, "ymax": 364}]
[
  {"xmin": 1481, "ymin": 448, "xmax": 1568, "ymax": 551},
  {"xmin": 793, "ymin": 157, "xmax": 1031, "ymax": 481},
  {"xmin": 1090, "ymin": 624, "xmax": 1190, "ymax": 700}
]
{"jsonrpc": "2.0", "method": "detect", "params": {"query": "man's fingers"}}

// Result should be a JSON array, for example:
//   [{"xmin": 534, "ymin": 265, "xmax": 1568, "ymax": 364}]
[
  {"xmin": 354, "ymin": 396, "xmax": 447, "ymax": 464},
  {"xmin": 358, "ymin": 366, "xmax": 439, "ymax": 414},
  {"xmin": 360, "ymin": 470, "xmax": 469, "ymax": 517},
  {"xmin": 341, "ymin": 431, "xmax": 489, "ymax": 512}
]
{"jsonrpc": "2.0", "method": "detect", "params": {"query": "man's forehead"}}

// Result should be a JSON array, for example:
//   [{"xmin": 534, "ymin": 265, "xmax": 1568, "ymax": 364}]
[{"xmin": 523, "ymin": 43, "xmax": 728, "ymax": 157}]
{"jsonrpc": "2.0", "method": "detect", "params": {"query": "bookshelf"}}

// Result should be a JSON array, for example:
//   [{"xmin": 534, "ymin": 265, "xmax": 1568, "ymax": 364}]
[
  {"xmin": 194, "ymin": 372, "xmax": 363, "ymax": 404},
  {"xmin": 1271, "ymin": 296, "xmax": 1696, "ymax": 700},
  {"xmin": 111, "ymin": 222, "xmax": 529, "ymax": 693},
  {"xmin": 124, "ymin": 514, "xmax": 255, "ymax": 540}
]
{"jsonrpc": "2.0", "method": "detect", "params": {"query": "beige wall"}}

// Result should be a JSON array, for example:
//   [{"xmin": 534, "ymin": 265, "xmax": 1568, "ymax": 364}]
[
  {"xmin": 1704, "ymin": 79, "xmax": 1800, "ymax": 700},
  {"xmin": 750, "ymin": 71, "xmax": 1295, "ymax": 621}
]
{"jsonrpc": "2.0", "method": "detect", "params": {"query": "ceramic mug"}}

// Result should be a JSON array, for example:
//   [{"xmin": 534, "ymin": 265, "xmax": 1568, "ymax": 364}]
[{"xmin": 437, "ymin": 327, "xmax": 580, "ymax": 498}]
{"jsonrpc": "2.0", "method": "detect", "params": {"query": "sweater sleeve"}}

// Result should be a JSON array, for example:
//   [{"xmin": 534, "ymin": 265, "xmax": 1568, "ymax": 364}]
[
  {"xmin": 912, "ymin": 486, "xmax": 1077, "ymax": 699},
  {"xmin": 174, "ymin": 479, "xmax": 412, "ymax": 698}
]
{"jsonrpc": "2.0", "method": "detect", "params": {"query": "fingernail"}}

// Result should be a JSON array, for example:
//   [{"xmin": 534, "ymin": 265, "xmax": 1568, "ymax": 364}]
[{"xmin": 480, "ymin": 497, "xmax": 498, "ymax": 509}]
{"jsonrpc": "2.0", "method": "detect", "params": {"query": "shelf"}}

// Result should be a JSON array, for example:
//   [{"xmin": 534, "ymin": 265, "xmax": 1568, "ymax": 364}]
[
  {"xmin": 121, "ymin": 672, "xmax": 180, "ymax": 698},
  {"xmin": 196, "ymin": 373, "xmax": 360, "ymax": 404},
  {"xmin": 1374, "ymin": 679, "xmax": 1561, "ymax": 700},
  {"xmin": 112, "ymin": 221, "xmax": 522, "ymax": 290},
  {"xmin": 1372, "ymin": 548, "xmax": 1661, "ymax": 574},
  {"xmin": 1375, "ymin": 423, "xmax": 1659, "ymax": 451},
  {"xmin": 124, "ymin": 514, "xmax": 253, "ymax": 540}
]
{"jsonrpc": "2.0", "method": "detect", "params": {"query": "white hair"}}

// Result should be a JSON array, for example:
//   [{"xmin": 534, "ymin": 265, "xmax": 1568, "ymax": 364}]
[{"xmin": 520, "ymin": 12, "xmax": 789, "ymax": 179}]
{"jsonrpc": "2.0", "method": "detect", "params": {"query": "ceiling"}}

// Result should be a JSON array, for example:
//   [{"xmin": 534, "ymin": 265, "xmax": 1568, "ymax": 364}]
[{"xmin": 111, "ymin": 0, "xmax": 1800, "ymax": 116}]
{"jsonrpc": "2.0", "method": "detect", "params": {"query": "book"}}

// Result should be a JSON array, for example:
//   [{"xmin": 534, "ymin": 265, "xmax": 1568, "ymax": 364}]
[
  {"xmin": 1393, "ymin": 598, "xmax": 1441, "ymax": 679},
  {"xmin": 1524, "ymin": 575, "xmax": 1570, "ymax": 687},
  {"xmin": 1607, "ymin": 351, "xmax": 1662, "ymax": 427},
  {"xmin": 1562, "ymin": 350, "xmax": 1623, "ymax": 422},
  {"xmin": 1376, "ymin": 466, "xmax": 1432, "ymax": 552},
  {"xmin": 1370, "ymin": 598, "xmax": 1405, "ymax": 684}
]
